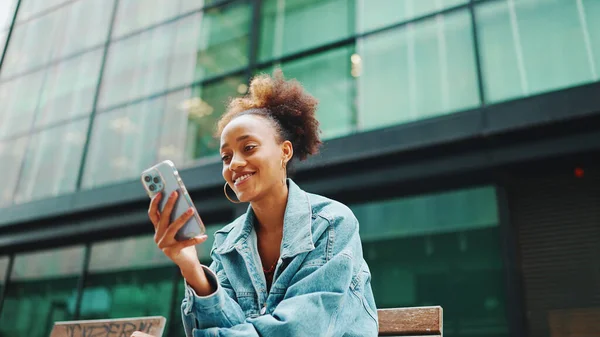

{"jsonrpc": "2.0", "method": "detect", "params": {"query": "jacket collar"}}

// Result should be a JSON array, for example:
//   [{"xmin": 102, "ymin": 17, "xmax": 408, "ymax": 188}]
[{"xmin": 214, "ymin": 179, "xmax": 315, "ymax": 258}]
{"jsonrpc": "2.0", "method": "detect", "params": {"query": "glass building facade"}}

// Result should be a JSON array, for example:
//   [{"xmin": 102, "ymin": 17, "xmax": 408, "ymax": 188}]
[{"xmin": 0, "ymin": 0, "xmax": 599, "ymax": 337}]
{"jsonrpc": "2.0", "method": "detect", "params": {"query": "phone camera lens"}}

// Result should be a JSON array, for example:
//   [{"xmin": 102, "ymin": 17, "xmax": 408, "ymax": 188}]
[
  {"xmin": 153, "ymin": 177, "xmax": 160, "ymax": 184},
  {"xmin": 149, "ymin": 184, "xmax": 156, "ymax": 191},
  {"xmin": 144, "ymin": 175, "xmax": 151, "ymax": 182}
]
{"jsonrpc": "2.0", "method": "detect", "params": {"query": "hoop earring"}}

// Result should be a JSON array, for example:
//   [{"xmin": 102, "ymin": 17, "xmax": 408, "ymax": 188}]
[{"xmin": 224, "ymin": 182, "xmax": 241, "ymax": 204}]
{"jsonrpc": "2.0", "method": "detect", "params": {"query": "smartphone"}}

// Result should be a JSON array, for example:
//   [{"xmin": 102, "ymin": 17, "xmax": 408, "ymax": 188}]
[{"xmin": 141, "ymin": 160, "xmax": 206, "ymax": 241}]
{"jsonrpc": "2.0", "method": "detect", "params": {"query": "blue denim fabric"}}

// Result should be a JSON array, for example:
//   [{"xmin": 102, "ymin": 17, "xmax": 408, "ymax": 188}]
[{"xmin": 180, "ymin": 179, "xmax": 378, "ymax": 336}]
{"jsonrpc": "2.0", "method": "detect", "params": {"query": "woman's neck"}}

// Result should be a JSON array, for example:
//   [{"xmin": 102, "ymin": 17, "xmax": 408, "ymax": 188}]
[{"xmin": 251, "ymin": 182, "xmax": 289, "ymax": 235}]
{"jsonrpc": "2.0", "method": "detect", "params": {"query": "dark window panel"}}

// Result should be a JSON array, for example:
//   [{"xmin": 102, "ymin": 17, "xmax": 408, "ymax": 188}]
[
  {"xmin": 352, "ymin": 186, "xmax": 509, "ymax": 337},
  {"xmin": 0, "ymin": 246, "xmax": 85, "ymax": 337}
]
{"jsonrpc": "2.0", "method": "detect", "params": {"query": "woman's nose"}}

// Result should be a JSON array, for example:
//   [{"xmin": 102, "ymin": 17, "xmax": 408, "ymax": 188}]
[{"xmin": 229, "ymin": 155, "xmax": 245, "ymax": 171}]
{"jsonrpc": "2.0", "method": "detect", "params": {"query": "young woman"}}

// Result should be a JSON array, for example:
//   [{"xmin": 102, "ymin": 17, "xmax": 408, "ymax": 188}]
[{"xmin": 146, "ymin": 71, "xmax": 378, "ymax": 337}]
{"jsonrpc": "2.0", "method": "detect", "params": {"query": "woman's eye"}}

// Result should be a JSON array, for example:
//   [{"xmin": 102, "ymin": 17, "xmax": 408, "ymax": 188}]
[
  {"xmin": 221, "ymin": 155, "xmax": 230, "ymax": 162},
  {"xmin": 245, "ymin": 145, "xmax": 256, "ymax": 152}
]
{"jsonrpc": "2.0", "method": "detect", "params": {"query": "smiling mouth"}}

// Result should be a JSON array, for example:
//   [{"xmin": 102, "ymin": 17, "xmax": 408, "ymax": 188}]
[{"xmin": 234, "ymin": 173, "xmax": 255, "ymax": 185}]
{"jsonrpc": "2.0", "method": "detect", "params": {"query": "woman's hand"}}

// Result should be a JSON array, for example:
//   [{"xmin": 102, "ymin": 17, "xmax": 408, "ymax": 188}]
[
  {"xmin": 148, "ymin": 191, "xmax": 215, "ymax": 296},
  {"xmin": 130, "ymin": 332, "xmax": 155, "ymax": 337},
  {"xmin": 148, "ymin": 191, "xmax": 208, "ymax": 271}
]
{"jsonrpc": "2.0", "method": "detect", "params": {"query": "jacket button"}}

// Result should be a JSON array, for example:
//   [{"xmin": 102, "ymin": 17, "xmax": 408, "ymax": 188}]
[{"xmin": 260, "ymin": 305, "xmax": 267, "ymax": 315}]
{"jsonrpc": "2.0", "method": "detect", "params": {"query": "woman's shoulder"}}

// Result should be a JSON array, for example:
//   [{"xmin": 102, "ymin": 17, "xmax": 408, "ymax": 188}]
[{"xmin": 306, "ymin": 191, "xmax": 358, "ymax": 227}]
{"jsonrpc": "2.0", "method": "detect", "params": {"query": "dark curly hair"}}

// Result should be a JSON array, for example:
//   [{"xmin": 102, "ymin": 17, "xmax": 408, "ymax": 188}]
[{"xmin": 216, "ymin": 69, "xmax": 322, "ymax": 164}]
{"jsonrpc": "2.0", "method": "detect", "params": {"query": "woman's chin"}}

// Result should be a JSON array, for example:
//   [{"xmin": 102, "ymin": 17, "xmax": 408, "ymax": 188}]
[{"xmin": 235, "ymin": 191, "xmax": 255, "ymax": 203}]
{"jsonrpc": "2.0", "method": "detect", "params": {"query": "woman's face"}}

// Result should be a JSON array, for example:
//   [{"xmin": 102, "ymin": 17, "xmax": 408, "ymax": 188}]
[{"xmin": 220, "ymin": 114, "xmax": 292, "ymax": 203}]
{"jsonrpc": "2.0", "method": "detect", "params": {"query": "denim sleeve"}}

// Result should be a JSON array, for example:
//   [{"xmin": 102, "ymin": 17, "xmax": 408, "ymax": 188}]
[
  {"xmin": 180, "ymin": 254, "xmax": 246, "ymax": 336},
  {"xmin": 189, "ymin": 216, "xmax": 370, "ymax": 337}
]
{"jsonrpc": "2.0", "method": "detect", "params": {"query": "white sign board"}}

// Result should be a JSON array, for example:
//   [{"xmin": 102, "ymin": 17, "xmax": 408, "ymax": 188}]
[{"xmin": 49, "ymin": 316, "xmax": 166, "ymax": 337}]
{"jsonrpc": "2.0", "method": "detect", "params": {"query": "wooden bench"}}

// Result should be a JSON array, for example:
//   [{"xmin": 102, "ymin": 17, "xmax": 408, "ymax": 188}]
[
  {"xmin": 49, "ymin": 306, "xmax": 443, "ymax": 336},
  {"xmin": 378, "ymin": 306, "xmax": 443, "ymax": 336}
]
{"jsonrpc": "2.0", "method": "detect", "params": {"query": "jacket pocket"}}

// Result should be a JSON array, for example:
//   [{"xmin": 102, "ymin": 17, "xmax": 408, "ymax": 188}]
[{"xmin": 236, "ymin": 292, "xmax": 259, "ymax": 318}]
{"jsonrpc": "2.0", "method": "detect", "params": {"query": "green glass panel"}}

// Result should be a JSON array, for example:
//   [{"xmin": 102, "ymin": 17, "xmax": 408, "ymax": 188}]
[
  {"xmin": 168, "ymin": 2, "xmax": 250, "ymax": 89},
  {"xmin": 352, "ymin": 186, "xmax": 508, "ymax": 337},
  {"xmin": 358, "ymin": 9, "xmax": 478, "ymax": 131},
  {"xmin": 584, "ymin": 0, "xmax": 600, "ymax": 79},
  {"xmin": 476, "ymin": 0, "xmax": 597, "ymax": 104},
  {"xmin": 353, "ymin": 186, "xmax": 498, "ymax": 242},
  {"xmin": 80, "ymin": 236, "xmax": 175, "ymax": 320},
  {"xmin": 0, "ymin": 71, "xmax": 45, "ymax": 139},
  {"xmin": 100, "ymin": 2, "xmax": 249, "ymax": 110},
  {"xmin": 98, "ymin": 22, "xmax": 176, "ymax": 110},
  {"xmin": 259, "ymin": 0, "xmax": 354, "ymax": 61},
  {"xmin": 85, "ymin": 76, "xmax": 244, "ymax": 189},
  {"xmin": 113, "ymin": 0, "xmax": 238, "ymax": 38},
  {"xmin": 262, "ymin": 46, "xmax": 356, "ymax": 139},
  {"xmin": 50, "ymin": 0, "xmax": 113, "ymax": 59},
  {"xmin": 82, "ymin": 96, "xmax": 165, "ymax": 189},
  {"xmin": 35, "ymin": 50, "xmax": 103, "ymax": 128},
  {"xmin": 16, "ymin": 0, "xmax": 71, "ymax": 22},
  {"xmin": 0, "ymin": 136, "xmax": 28, "ymax": 207},
  {"xmin": 112, "ymin": 0, "xmax": 180, "ymax": 38},
  {"xmin": 1, "ymin": 0, "xmax": 112, "ymax": 78},
  {"xmin": 0, "ymin": 246, "xmax": 84, "ymax": 337},
  {"xmin": 15, "ymin": 119, "xmax": 88, "ymax": 203},
  {"xmin": 1, "ymin": 15, "xmax": 55, "ymax": 77},
  {"xmin": 158, "ymin": 76, "xmax": 246, "ymax": 164},
  {"xmin": 80, "ymin": 268, "xmax": 175, "ymax": 320},
  {"xmin": 358, "ymin": 0, "xmax": 468, "ymax": 33}
]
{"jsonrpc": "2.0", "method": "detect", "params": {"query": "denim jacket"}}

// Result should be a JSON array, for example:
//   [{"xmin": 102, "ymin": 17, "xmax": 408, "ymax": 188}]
[{"xmin": 181, "ymin": 179, "xmax": 378, "ymax": 337}]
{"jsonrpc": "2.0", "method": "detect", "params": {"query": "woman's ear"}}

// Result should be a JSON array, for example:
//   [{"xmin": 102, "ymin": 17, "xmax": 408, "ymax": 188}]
[{"xmin": 281, "ymin": 140, "xmax": 293, "ymax": 164}]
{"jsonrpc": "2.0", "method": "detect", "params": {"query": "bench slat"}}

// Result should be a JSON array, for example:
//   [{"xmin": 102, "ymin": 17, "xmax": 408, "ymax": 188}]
[{"xmin": 377, "ymin": 306, "xmax": 443, "ymax": 336}]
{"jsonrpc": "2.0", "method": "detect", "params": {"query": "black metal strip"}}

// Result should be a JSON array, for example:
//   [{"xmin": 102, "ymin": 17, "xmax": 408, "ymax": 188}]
[
  {"xmin": 494, "ymin": 183, "xmax": 528, "ymax": 337},
  {"xmin": 469, "ymin": 0, "xmax": 487, "ymax": 106},
  {"xmin": 246, "ymin": 0, "xmax": 262, "ymax": 81},
  {"xmin": 73, "ymin": 242, "xmax": 91, "ymax": 320},
  {"xmin": 0, "ymin": 253, "xmax": 15, "ymax": 317},
  {"xmin": 166, "ymin": 267, "xmax": 182, "ymax": 337},
  {"xmin": 74, "ymin": 0, "xmax": 120, "ymax": 190},
  {"xmin": 0, "ymin": 0, "xmax": 22, "ymax": 74}
]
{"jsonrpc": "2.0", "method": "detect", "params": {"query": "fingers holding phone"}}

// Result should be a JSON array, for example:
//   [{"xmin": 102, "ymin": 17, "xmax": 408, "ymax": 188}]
[{"xmin": 142, "ymin": 161, "xmax": 208, "ymax": 268}]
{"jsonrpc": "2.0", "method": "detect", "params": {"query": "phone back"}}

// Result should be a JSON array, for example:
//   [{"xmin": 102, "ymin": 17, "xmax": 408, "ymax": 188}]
[{"xmin": 141, "ymin": 160, "xmax": 205, "ymax": 241}]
